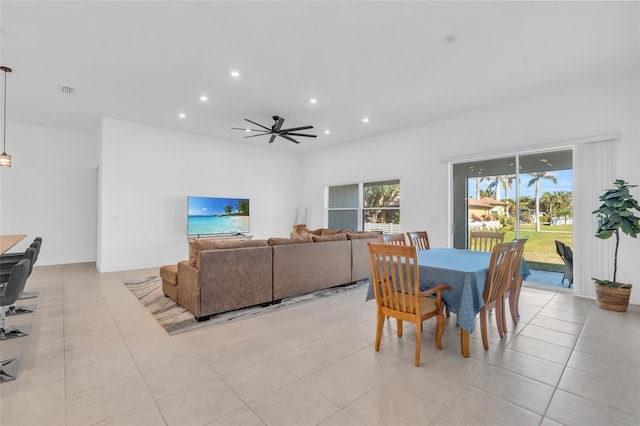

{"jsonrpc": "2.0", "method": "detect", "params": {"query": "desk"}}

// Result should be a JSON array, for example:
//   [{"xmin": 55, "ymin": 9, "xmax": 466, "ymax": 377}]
[
  {"xmin": 367, "ymin": 247, "xmax": 530, "ymax": 357},
  {"xmin": 0, "ymin": 235, "xmax": 27, "ymax": 254}
]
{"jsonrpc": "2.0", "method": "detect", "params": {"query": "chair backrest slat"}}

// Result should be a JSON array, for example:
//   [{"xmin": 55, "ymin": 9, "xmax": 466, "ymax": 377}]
[
  {"xmin": 510, "ymin": 238, "xmax": 528, "ymax": 286},
  {"xmin": 369, "ymin": 243, "xmax": 419, "ymax": 315},
  {"xmin": 380, "ymin": 233, "xmax": 407, "ymax": 245},
  {"xmin": 469, "ymin": 231, "xmax": 505, "ymax": 252},
  {"xmin": 407, "ymin": 231, "xmax": 430, "ymax": 251},
  {"xmin": 484, "ymin": 241, "xmax": 516, "ymax": 304}
]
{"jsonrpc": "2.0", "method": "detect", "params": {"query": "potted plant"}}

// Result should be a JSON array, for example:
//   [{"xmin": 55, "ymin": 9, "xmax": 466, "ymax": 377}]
[{"xmin": 592, "ymin": 179, "xmax": 640, "ymax": 311}]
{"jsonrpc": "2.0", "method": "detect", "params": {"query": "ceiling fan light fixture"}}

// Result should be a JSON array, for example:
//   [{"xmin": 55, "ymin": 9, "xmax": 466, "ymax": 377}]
[
  {"xmin": 232, "ymin": 116, "xmax": 316, "ymax": 144},
  {"xmin": 0, "ymin": 66, "xmax": 12, "ymax": 168}
]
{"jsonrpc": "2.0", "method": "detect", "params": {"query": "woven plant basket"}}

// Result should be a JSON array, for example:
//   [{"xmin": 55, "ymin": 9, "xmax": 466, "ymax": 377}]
[{"xmin": 594, "ymin": 283, "xmax": 632, "ymax": 312}]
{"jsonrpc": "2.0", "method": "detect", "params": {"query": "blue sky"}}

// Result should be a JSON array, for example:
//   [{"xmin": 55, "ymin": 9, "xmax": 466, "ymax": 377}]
[
  {"xmin": 188, "ymin": 196, "xmax": 248, "ymax": 216},
  {"xmin": 470, "ymin": 169, "xmax": 573, "ymax": 199}
]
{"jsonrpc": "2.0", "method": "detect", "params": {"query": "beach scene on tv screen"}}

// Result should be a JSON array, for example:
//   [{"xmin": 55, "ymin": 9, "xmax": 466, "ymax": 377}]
[{"xmin": 188, "ymin": 196, "xmax": 250, "ymax": 235}]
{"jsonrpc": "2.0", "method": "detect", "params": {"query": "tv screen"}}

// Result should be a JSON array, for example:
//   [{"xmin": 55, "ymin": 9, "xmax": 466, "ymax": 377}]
[{"xmin": 187, "ymin": 196, "xmax": 250, "ymax": 236}]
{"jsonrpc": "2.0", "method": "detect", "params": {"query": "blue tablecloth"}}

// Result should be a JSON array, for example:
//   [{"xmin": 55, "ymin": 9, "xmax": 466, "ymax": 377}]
[{"xmin": 366, "ymin": 248, "xmax": 530, "ymax": 334}]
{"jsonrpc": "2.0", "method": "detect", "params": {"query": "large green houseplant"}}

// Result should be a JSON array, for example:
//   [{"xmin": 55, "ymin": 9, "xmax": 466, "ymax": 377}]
[{"xmin": 592, "ymin": 179, "xmax": 640, "ymax": 311}]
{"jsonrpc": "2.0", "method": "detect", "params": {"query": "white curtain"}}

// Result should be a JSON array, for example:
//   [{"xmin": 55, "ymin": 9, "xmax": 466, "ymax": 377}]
[{"xmin": 572, "ymin": 138, "xmax": 619, "ymax": 298}]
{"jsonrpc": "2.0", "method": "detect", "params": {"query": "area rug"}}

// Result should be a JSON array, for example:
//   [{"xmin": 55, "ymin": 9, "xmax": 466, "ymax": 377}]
[{"xmin": 123, "ymin": 276, "xmax": 369, "ymax": 336}]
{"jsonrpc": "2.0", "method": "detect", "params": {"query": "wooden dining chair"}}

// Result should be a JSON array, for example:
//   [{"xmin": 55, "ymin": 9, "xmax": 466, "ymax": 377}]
[
  {"xmin": 406, "ymin": 231, "xmax": 430, "ymax": 251},
  {"xmin": 479, "ymin": 241, "xmax": 516, "ymax": 350},
  {"xmin": 367, "ymin": 242, "xmax": 450, "ymax": 366},
  {"xmin": 469, "ymin": 231, "xmax": 505, "ymax": 252},
  {"xmin": 380, "ymin": 233, "xmax": 406, "ymax": 245},
  {"xmin": 500, "ymin": 237, "xmax": 528, "ymax": 331}
]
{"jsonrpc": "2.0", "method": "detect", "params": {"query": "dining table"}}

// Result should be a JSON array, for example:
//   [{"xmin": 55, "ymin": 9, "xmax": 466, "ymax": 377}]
[
  {"xmin": 366, "ymin": 247, "xmax": 530, "ymax": 358},
  {"xmin": 0, "ymin": 234, "xmax": 27, "ymax": 254}
]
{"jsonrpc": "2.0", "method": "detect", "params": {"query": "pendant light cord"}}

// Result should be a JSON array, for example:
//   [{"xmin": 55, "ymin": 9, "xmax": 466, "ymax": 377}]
[{"xmin": 2, "ymin": 68, "xmax": 6, "ymax": 154}]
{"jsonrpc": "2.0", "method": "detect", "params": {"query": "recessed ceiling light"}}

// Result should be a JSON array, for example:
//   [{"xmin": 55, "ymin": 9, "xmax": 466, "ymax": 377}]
[
  {"xmin": 362, "ymin": 117, "xmax": 369, "ymax": 123},
  {"xmin": 230, "ymin": 70, "xmax": 240, "ymax": 78},
  {"xmin": 199, "ymin": 95, "xmax": 208, "ymax": 102},
  {"xmin": 178, "ymin": 113, "xmax": 186, "ymax": 119},
  {"xmin": 444, "ymin": 34, "xmax": 457, "ymax": 43},
  {"xmin": 324, "ymin": 130, "xmax": 330, "ymax": 135},
  {"xmin": 309, "ymin": 98, "xmax": 317, "ymax": 104},
  {"xmin": 245, "ymin": 128, "xmax": 251, "ymax": 132}
]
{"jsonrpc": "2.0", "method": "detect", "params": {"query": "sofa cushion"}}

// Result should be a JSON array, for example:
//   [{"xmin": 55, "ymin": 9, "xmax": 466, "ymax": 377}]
[
  {"xmin": 189, "ymin": 238, "xmax": 268, "ymax": 267},
  {"xmin": 268, "ymin": 235, "xmax": 314, "ymax": 245},
  {"xmin": 312, "ymin": 233, "xmax": 348, "ymax": 242},
  {"xmin": 320, "ymin": 228, "xmax": 342, "ymax": 236},
  {"xmin": 346, "ymin": 231, "xmax": 381, "ymax": 240}
]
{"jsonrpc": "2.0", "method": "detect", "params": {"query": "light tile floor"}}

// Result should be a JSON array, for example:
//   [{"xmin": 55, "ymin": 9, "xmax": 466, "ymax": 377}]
[{"xmin": 1, "ymin": 263, "xmax": 639, "ymax": 426}]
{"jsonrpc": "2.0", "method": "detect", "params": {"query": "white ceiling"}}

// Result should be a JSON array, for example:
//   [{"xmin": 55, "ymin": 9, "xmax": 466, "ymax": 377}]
[{"xmin": 1, "ymin": 1, "xmax": 638, "ymax": 152}]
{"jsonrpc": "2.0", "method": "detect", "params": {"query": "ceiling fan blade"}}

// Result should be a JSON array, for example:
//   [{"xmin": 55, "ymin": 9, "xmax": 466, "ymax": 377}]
[
  {"xmin": 283, "ymin": 132, "xmax": 317, "ymax": 138},
  {"xmin": 244, "ymin": 133, "xmax": 271, "ymax": 139},
  {"xmin": 232, "ymin": 128, "xmax": 269, "ymax": 132},
  {"xmin": 281, "ymin": 125, "xmax": 313, "ymax": 133},
  {"xmin": 268, "ymin": 134, "xmax": 277, "ymax": 144},
  {"xmin": 279, "ymin": 134, "xmax": 300, "ymax": 144},
  {"xmin": 273, "ymin": 117, "xmax": 285, "ymax": 132},
  {"xmin": 244, "ymin": 119, "xmax": 270, "ymax": 131}
]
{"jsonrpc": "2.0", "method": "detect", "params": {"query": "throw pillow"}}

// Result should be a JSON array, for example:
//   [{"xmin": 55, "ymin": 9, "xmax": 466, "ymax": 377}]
[{"xmin": 312, "ymin": 233, "xmax": 348, "ymax": 242}]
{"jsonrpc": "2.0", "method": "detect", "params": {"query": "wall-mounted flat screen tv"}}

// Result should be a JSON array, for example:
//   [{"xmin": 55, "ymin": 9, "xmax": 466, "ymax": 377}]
[{"xmin": 187, "ymin": 196, "xmax": 250, "ymax": 236}]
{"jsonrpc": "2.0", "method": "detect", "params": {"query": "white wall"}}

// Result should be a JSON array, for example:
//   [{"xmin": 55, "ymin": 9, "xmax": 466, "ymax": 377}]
[
  {"xmin": 0, "ymin": 122, "xmax": 98, "ymax": 265},
  {"xmin": 301, "ymin": 71, "xmax": 640, "ymax": 304},
  {"xmin": 97, "ymin": 118, "xmax": 302, "ymax": 272}
]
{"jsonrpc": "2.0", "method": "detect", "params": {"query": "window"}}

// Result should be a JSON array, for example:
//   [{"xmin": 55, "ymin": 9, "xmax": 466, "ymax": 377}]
[{"xmin": 327, "ymin": 179, "xmax": 400, "ymax": 232}]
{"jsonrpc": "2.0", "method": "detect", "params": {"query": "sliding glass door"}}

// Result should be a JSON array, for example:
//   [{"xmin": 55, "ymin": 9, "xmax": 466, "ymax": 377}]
[{"xmin": 452, "ymin": 149, "xmax": 573, "ymax": 288}]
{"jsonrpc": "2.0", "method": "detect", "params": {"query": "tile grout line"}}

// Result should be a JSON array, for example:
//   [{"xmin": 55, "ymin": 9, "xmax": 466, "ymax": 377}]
[{"xmin": 537, "ymin": 292, "xmax": 594, "ymax": 425}]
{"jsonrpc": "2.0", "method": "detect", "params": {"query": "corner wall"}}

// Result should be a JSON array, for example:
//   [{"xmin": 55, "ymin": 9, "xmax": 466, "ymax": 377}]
[
  {"xmin": 97, "ymin": 118, "xmax": 302, "ymax": 272},
  {"xmin": 0, "ymin": 122, "xmax": 98, "ymax": 265}
]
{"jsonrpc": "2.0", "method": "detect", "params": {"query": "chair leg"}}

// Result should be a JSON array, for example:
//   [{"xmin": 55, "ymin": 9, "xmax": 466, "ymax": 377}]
[
  {"xmin": 480, "ymin": 307, "xmax": 489, "ymax": 350},
  {"xmin": 375, "ymin": 310, "xmax": 384, "ymax": 351},
  {"xmin": 0, "ymin": 356, "xmax": 23, "ymax": 383},
  {"xmin": 500, "ymin": 296, "xmax": 508, "ymax": 336},
  {"xmin": 18, "ymin": 291, "xmax": 38, "ymax": 300},
  {"xmin": 0, "ymin": 306, "xmax": 31, "ymax": 340},
  {"xmin": 414, "ymin": 323, "xmax": 421, "ymax": 367},
  {"xmin": 445, "ymin": 306, "xmax": 451, "ymax": 318},
  {"xmin": 7, "ymin": 303, "xmax": 36, "ymax": 316},
  {"xmin": 435, "ymin": 313, "xmax": 444, "ymax": 350},
  {"xmin": 396, "ymin": 319, "xmax": 403, "ymax": 337},
  {"xmin": 496, "ymin": 301, "xmax": 504, "ymax": 339},
  {"xmin": 511, "ymin": 276, "xmax": 523, "ymax": 324}
]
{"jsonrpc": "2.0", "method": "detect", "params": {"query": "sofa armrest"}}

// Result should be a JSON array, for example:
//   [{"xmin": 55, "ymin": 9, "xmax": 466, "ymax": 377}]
[{"xmin": 177, "ymin": 260, "xmax": 200, "ymax": 317}]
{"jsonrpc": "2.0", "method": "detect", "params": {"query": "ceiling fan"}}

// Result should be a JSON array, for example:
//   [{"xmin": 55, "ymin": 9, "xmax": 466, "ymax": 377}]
[{"xmin": 232, "ymin": 116, "xmax": 316, "ymax": 144}]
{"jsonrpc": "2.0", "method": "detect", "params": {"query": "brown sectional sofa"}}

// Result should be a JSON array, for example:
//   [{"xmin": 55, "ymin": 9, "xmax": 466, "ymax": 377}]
[{"xmin": 161, "ymin": 230, "xmax": 379, "ymax": 321}]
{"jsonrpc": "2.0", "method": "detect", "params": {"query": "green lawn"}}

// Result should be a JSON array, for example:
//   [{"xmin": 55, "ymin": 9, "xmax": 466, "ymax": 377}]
[{"xmin": 502, "ymin": 224, "xmax": 572, "ymax": 272}]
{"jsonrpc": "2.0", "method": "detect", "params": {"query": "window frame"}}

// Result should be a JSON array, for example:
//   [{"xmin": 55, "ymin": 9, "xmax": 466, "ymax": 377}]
[{"xmin": 325, "ymin": 179, "xmax": 400, "ymax": 232}]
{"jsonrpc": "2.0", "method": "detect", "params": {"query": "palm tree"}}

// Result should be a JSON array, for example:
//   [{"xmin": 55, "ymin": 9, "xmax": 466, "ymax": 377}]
[
  {"xmin": 474, "ymin": 176, "xmax": 492, "ymax": 199},
  {"xmin": 488, "ymin": 175, "xmax": 515, "ymax": 213},
  {"xmin": 527, "ymin": 172, "xmax": 558, "ymax": 231}
]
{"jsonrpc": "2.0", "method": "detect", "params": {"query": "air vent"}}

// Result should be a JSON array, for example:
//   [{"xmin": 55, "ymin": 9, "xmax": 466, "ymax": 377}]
[{"xmin": 60, "ymin": 86, "xmax": 75, "ymax": 95}]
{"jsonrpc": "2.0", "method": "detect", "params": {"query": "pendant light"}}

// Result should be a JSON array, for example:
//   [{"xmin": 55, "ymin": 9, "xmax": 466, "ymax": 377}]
[{"xmin": 0, "ymin": 66, "xmax": 12, "ymax": 168}]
